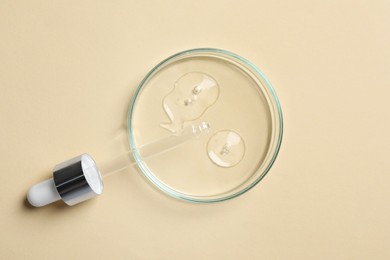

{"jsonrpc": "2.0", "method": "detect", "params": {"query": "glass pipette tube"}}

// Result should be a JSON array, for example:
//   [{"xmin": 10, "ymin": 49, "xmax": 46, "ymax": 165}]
[{"xmin": 100, "ymin": 121, "xmax": 211, "ymax": 178}]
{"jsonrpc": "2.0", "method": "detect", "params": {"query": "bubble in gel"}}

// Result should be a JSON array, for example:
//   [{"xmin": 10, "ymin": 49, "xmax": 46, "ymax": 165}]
[
  {"xmin": 207, "ymin": 130, "xmax": 245, "ymax": 168},
  {"xmin": 160, "ymin": 72, "xmax": 219, "ymax": 133}
]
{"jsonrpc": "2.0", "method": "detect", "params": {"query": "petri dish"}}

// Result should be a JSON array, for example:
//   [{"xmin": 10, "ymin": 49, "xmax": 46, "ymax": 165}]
[{"xmin": 128, "ymin": 48, "xmax": 283, "ymax": 203}]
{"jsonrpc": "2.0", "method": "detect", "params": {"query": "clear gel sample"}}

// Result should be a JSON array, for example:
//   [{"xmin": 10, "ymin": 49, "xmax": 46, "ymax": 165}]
[
  {"xmin": 160, "ymin": 72, "xmax": 219, "ymax": 133},
  {"xmin": 207, "ymin": 130, "xmax": 245, "ymax": 168}
]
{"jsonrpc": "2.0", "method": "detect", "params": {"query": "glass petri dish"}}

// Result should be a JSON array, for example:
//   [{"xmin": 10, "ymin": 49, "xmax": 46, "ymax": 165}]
[{"xmin": 128, "ymin": 48, "xmax": 283, "ymax": 202}]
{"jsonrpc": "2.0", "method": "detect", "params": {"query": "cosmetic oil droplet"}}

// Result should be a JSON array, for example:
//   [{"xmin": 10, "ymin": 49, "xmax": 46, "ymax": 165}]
[
  {"xmin": 207, "ymin": 130, "xmax": 245, "ymax": 168},
  {"xmin": 160, "ymin": 72, "xmax": 219, "ymax": 133}
]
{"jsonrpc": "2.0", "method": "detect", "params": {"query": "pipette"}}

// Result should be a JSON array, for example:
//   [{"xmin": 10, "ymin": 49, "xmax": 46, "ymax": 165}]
[{"xmin": 27, "ymin": 122, "xmax": 210, "ymax": 207}]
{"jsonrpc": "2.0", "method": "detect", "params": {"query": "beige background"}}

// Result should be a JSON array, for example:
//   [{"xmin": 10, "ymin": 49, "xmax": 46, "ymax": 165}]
[{"xmin": 1, "ymin": 1, "xmax": 389, "ymax": 259}]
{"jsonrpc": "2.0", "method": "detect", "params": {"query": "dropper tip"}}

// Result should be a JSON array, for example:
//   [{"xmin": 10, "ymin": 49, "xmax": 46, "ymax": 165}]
[
  {"xmin": 201, "ymin": 121, "xmax": 210, "ymax": 131},
  {"xmin": 192, "ymin": 122, "xmax": 210, "ymax": 136}
]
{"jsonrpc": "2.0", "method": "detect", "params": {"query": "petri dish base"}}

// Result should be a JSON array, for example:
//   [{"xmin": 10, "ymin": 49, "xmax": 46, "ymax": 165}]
[{"xmin": 128, "ymin": 48, "xmax": 283, "ymax": 203}]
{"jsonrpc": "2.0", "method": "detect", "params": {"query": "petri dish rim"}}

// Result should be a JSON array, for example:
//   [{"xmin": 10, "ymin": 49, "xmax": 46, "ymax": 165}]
[{"xmin": 128, "ymin": 48, "xmax": 283, "ymax": 203}]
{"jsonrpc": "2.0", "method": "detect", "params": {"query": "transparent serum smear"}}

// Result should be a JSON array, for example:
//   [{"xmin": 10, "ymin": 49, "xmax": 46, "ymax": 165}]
[
  {"xmin": 207, "ymin": 130, "xmax": 246, "ymax": 168},
  {"xmin": 160, "ymin": 72, "xmax": 219, "ymax": 133}
]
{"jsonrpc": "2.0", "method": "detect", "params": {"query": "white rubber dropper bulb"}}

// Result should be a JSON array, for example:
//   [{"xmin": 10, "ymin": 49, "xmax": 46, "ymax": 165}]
[{"xmin": 27, "ymin": 179, "xmax": 61, "ymax": 207}]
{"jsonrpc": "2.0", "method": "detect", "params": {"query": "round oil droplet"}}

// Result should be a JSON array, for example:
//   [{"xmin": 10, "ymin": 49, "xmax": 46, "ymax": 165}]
[
  {"xmin": 207, "ymin": 130, "xmax": 245, "ymax": 168},
  {"xmin": 160, "ymin": 72, "xmax": 219, "ymax": 133}
]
